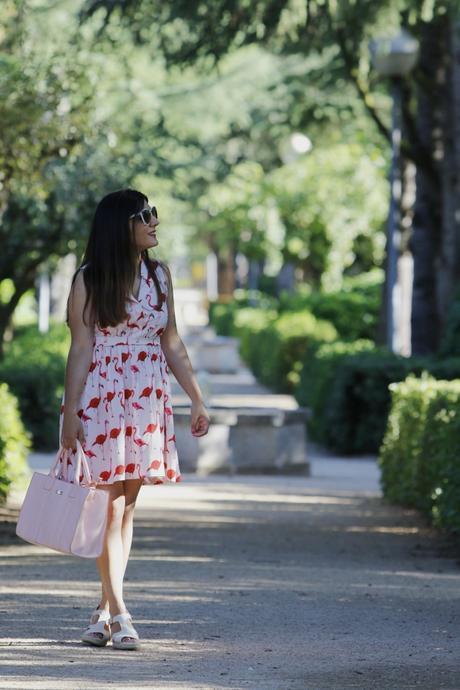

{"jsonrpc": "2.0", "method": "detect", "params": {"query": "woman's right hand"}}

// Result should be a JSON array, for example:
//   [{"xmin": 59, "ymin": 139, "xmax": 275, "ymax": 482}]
[{"xmin": 61, "ymin": 412, "xmax": 85, "ymax": 450}]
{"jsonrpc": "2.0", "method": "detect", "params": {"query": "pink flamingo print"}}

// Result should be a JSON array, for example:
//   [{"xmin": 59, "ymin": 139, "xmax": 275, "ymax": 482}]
[
  {"xmin": 146, "ymin": 294, "xmax": 156, "ymax": 309},
  {"xmin": 78, "ymin": 409, "xmax": 93, "ymax": 422},
  {"xmin": 105, "ymin": 387, "xmax": 118, "ymax": 414},
  {"xmin": 89, "ymin": 361, "xmax": 97, "ymax": 373},
  {"xmin": 109, "ymin": 414, "xmax": 124, "ymax": 440},
  {"xmin": 114, "ymin": 465, "xmax": 125, "ymax": 476},
  {"xmin": 143, "ymin": 422, "xmax": 158, "ymax": 436},
  {"xmin": 121, "ymin": 351, "xmax": 130, "ymax": 363},
  {"xmin": 156, "ymin": 388, "xmax": 163, "ymax": 399},
  {"xmin": 99, "ymin": 470, "xmax": 111, "ymax": 481},
  {"xmin": 126, "ymin": 315, "xmax": 140, "ymax": 329},
  {"xmin": 105, "ymin": 355, "xmax": 111, "ymax": 366},
  {"xmin": 133, "ymin": 432, "xmax": 148, "ymax": 448},
  {"xmin": 130, "ymin": 364, "xmax": 140, "ymax": 373},
  {"xmin": 92, "ymin": 419, "xmax": 109, "ymax": 447},
  {"xmin": 138, "ymin": 351, "xmax": 148, "ymax": 361},
  {"xmin": 140, "ymin": 386, "xmax": 153, "ymax": 399},
  {"xmin": 113, "ymin": 356, "xmax": 123, "ymax": 375},
  {"xmin": 125, "ymin": 462, "xmax": 140, "ymax": 474},
  {"xmin": 86, "ymin": 397, "xmax": 101, "ymax": 412},
  {"xmin": 124, "ymin": 388, "xmax": 134, "ymax": 400},
  {"xmin": 97, "ymin": 360, "xmax": 107, "ymax": 380},
  {"xmin": 149, "ymin": 459, "xmax": 161, "ymax": 470},
  {"xmin": 132, "ymin": 401, "xmax": 144, "ymax": 410}
]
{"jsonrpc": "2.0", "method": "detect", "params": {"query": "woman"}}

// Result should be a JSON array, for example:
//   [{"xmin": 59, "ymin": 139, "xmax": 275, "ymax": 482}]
[{"xmin": 59, "ymin": 188, "xmax": 210, "ymax": 650}]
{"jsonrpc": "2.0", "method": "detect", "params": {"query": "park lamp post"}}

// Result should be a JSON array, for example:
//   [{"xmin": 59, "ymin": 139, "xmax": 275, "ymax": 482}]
[{"xmin": 369, "ymin": 30, "xmax": 419, "ymax": 353}]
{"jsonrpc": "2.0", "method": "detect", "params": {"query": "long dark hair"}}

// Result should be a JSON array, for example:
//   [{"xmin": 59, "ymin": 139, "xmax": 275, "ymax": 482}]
[{"xmin": 66, "ymin": 188, "xmax": 164, "ymax": 328}]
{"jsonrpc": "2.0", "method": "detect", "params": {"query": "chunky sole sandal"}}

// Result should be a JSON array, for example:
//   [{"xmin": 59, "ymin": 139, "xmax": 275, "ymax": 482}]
[
  {"xmin": 110, "ymin": 612, "xmax": 141, "ymax": 650},
  {"xmin": 81, "ymin": 607, "xmax": 111, "ymax": 647}
]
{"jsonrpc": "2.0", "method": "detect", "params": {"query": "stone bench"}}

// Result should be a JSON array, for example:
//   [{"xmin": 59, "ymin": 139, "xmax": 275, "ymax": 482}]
[{"xmin": 173, "ymin": 405, "xmax": 310, "ymax": 476}]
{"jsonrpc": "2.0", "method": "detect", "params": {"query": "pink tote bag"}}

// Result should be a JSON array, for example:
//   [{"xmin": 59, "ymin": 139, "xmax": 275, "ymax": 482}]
[{"xmin": 16, "ymin": 439, "xmax": 109, "ymax": 558}]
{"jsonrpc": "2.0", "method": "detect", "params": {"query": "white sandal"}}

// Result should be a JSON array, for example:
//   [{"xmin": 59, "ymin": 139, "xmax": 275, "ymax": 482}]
[
  {"xmin": 110, "ymin": 611, "xmax": 141, "ymax": 650},
  {"xmin": 81, "ymin": 606, "xmax": 111, "ymax": 647}
]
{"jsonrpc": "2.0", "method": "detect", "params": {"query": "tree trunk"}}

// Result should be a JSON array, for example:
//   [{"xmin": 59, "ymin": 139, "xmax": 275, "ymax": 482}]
[
  {"xmin": 436, "ymin": 15, "xmax": 460, "ymax": 335},
  {"xmin": 410, "ymin": 19, "xmax": 444, "ymax": 355},
  {"xmin": 217, "ymin": 246, "xmax": 236, "ymax": 297}
]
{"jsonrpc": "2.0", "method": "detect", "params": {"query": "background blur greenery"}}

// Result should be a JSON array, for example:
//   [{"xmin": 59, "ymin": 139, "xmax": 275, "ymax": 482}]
[{"xmin": 2, "ymin": 1, "xmax": 460, "ymax": 534}]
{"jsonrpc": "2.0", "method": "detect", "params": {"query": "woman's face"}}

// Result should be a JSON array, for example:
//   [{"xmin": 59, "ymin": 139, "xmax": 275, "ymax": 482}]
[{"xmin": 130, "ymin": 203, "xmax": 160, "ymax": 253}]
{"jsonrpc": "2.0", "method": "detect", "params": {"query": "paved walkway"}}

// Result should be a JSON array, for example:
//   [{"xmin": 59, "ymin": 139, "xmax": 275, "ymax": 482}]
[{"xmin": 1, "ymin": 447, "xmax": 459, "ymax": 690}]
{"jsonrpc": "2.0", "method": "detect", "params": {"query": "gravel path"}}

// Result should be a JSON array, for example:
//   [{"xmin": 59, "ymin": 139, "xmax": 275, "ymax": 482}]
[{"xmin": 0, "ymin": 451, "xmax": 459, "ymax": 690}]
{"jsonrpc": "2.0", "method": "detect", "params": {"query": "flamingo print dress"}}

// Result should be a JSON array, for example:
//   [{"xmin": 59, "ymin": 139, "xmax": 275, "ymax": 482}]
[{"xmin": 58, "ymin": 258, "xmax": 182, "ymax": 486}]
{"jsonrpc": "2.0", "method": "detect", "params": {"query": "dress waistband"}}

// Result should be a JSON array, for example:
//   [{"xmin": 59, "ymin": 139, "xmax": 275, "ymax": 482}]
[{"xmin": 94, "ymin": 336, "xmax": 161, "ymax": 347}]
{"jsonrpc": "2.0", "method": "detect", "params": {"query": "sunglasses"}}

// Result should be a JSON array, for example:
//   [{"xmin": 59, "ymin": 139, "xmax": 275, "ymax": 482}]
[{"xmin": 129, "ymin": 206, "xmax": 158, "ymax": 225}]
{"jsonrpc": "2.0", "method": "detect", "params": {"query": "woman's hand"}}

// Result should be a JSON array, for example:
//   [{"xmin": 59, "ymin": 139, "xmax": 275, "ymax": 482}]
[
  {"xmin": 190, "ymin": 399, "xmax": 210, "ymax": 437},
  {"xmin": 61, "ymin": 411, "xmax": 86, "ymax": 450}
]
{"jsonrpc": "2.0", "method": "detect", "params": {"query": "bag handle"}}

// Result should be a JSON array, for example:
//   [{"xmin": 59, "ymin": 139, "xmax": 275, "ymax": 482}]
[{"xmin": 48, "ymin": 440, "xmax": 96, "ymax": 488}]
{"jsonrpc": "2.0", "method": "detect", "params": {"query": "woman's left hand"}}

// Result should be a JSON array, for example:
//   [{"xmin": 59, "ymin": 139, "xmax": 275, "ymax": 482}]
[{"xmin": 190, "ymin": 399, "xmax": 211, "ymax": 437}]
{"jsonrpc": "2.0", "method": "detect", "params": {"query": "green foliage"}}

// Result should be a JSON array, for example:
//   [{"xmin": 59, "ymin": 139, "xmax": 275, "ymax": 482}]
[
  {"xmin": 439, "ymin": 286, "xmax": 460, "ymax": 356},
  {"xmin": 269, "ymin": 147, "xmax": 387, "ymax": 290},
  {"xmin": 0, "ymin": 382, "xmax": 32, "ymax": 503},
  {"xmin": 0, "ymin": 322, "xmax": 70, "ymax": 450},
  {"xmin": 230, "ymin": 306, "xmax": 337, "ymax": 392},
  {"xmin": 298, "ymin": 343, "xmax": 460, "ymax": 454},
  {"xmin": 380, "ymin": 375, "xmax": 460, "ymax": 534},
  {"xmin": 278, "ymin": 269, "xmax": 383, "ymax": 340},
  {"xmin": 296, "ymin": 339, "xmax": 376, "ymax": 442}
]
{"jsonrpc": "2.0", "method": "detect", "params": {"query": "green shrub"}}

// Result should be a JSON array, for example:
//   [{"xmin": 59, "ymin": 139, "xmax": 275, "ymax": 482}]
[
  {"xmin": 297, "ymin": 341, "xmax": 460, "ymax": 454},
  {"xmin": 0, "ymin": 382, "xmax": 32, "ymax": 502},
  {"xmin": 0, "ymin": 322, "xmax": 70, "ymax": 450},
  {"xmin": 257, "ymin": 311, "xmax": 337, "ymax": 392},
  {"xmin": 380, "ymin": 376, "xmax": 460, "ymax": 534},
  {"xmin": 296, "ymin": 339, "xmax": 376, "ymax": 442},
  {"xmin": 209, "ymin": 290, "xmax": 278, "ymax": 336},
  {"xmin": 229, "ymin": 306, "xmax": 337, "ymax": 393},
  {"xmin": 278, "ymin": 269, "xmax": 383, "ymax": 341}
]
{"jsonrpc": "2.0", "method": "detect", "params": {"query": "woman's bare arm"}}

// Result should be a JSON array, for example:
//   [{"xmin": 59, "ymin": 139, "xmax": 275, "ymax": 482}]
[
  {"xmin": 159, "ymin": 263, "xmax": 204, "ymax": 404},
  {"xmin": 61, "ymin": 270, "xmax": 95, "ymax": 448}
]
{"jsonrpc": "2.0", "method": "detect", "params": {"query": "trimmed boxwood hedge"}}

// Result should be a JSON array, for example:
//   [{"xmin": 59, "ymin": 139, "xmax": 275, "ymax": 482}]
[
  {"xmin": 295, "ymin": 344, "xmax": 460, "ymax": 454},
  {"xmin": 218, "ymin": 305, "xmax": 337, "ymax": 393},
  {"xmin": 380, "ymin": 375, "xmax": 460, "ymax": 535},
  {"xmin": 0, "ymin": 382, "xmax": 32, "ymax": 502},
  {"xmin": 0, "ymin": 322, "xmax": 70, "ymax": 450}
]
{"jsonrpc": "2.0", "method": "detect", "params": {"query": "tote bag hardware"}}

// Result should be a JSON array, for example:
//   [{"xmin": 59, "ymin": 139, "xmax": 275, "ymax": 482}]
[{"xmin": 16, "ymin": 439, "xmax": 109, "ymax": 559}]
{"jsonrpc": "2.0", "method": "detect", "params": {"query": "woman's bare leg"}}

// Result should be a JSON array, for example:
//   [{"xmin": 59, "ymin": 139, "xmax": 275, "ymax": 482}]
[
  {"xmin": 94, "ymin": 481, "xmax": 127, "ymax": 617},
  {"xmin": 121, "ymin": 478, "xmax": 144, "ymax": 577},
  {"xmin": 109, "ymin": 477, "xmax": 144, "ymax": 639},
  {"xmin": 95, "ymin": 478, "xmax": 143, "ymax": 611}
]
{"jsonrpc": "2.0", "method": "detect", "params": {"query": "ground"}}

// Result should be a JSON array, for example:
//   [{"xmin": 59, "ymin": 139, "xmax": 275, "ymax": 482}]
[{"xmin": 0, "ymin": 450, "xmax": 459, "ymax": 690}]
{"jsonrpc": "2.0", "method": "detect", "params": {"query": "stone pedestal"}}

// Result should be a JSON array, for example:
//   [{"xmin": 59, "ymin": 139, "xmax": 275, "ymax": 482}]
[{"xmin": 173, "ymin": 406, "xmax": 309, "ymax": 476}]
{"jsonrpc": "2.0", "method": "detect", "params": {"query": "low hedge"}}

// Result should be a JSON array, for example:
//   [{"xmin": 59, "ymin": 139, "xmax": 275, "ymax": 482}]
[
  {"xmin": 278, "ymin": 270, "xmax": 382, "ymax": 342},
  {"xmin": 295, "ymin": 339, "xmax": 376, "ymax": 444},
  {"xmin": 0, "ymin": 322, "xmax": 70, "ymax": 450},
  {"xmin": 209, "ymin": 290, "xmax": 278, "ymax": 336},
  {"xmin": 232, "ymin": 307, "xmax": 337, "ymax": 393},
  {"xmin": 380, "ymin": 375, "xmax": 460, "ymax": 534},
  {"xmin": 0, "ymin": 382, "xmax": 32, "ymax": 502},
  {"xmin": 296, "ymin": 343, "xmax": 460, "ymax": 454}
]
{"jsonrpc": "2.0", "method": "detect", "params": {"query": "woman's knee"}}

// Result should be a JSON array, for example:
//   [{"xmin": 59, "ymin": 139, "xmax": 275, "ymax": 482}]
[{"xmin": 99, "ymin": 483, "xmax": 126, "ymax": 526}]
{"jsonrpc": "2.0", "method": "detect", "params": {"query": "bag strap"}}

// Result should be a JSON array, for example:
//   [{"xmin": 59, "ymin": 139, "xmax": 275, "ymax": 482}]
[{"xmin": 48, "ymin": 440, "xmax": 97, "ymax": 488}]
